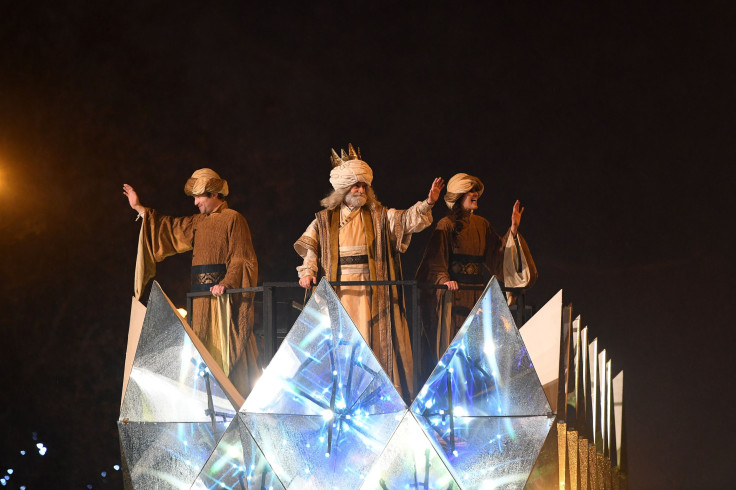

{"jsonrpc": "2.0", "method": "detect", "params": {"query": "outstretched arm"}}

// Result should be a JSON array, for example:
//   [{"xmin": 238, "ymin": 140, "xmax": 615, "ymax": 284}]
[
  {"xmin": 510, "ymin": 199, "xmax": 524, "ymax": 237},
  {"xmin": 123, "ymin": 184, "xmax": 146, "ymax": 215}
]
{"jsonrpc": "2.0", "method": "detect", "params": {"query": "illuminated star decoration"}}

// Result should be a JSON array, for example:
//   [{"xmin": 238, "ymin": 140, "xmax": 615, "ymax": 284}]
[
  {"xmin": 410, "ymin": 277, "xmax": 554, "ymax": 489},
  {"xmin": 118, "ymin": 282, "xmax": 242, "ymax": 489},
  {"xmin": 240, "ymin": 278, "xmax": 407, "ymax": 489}
]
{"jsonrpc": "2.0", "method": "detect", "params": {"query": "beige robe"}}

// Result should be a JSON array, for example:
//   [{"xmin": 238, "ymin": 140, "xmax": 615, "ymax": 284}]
[
  {"xmin": 134, "ymin": 201, "xmax": 260, "ymax": 397},
  {"xmin": 295, "ymin": 200, "xmax": 433, "ymax": 400},
  {"xmin": 415, "ymin": 213, "xmax": 537, "ymax": 372}
]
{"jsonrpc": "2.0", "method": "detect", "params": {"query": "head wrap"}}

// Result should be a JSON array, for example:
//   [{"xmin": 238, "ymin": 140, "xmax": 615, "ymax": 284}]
[
  {"xmin": 329, "ymin": 160, "xmax": 373, "ymax": 191},
  {"xmin": 184, "ymin": 168, "xmax": 229, "ymax": 197},
  {"xmin": 444, "ymin": 173, "xmax": 484, "ymax": 209}
]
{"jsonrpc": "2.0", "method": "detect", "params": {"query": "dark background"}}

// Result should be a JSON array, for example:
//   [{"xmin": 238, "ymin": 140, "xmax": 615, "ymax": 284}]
[{"xmin": 1, "ymin": 1, "xmax": 734, "ymax": 488}]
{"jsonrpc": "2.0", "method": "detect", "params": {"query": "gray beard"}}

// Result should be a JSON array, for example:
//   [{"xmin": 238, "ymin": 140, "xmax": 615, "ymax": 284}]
[{"xmin": 344, "ymin": 193, "xmax": 367, "ymax": 208}]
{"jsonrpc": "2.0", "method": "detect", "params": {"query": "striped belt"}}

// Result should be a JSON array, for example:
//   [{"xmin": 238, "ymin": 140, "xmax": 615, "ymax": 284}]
[{"xmin": 339, "ymin": 254, "xmax": 369, "ymax": 265}]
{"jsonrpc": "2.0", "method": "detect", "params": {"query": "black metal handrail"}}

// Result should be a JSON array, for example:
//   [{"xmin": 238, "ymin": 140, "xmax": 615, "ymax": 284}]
[{"xmin": 186, "ymin": 280, "xmax": 529, "ymax": 395}]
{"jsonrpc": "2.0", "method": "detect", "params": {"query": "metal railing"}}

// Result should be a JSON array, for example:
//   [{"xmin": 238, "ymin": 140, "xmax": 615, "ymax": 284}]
[{"xmin": 187, "ymin": 280, "xmax": 531, "ymax": 394}]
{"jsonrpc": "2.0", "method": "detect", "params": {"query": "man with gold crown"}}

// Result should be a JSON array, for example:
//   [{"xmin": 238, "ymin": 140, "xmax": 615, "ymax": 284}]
[
  {"xmin": 295, "ymin": 144, "xmax": 444, "ymax": 400},
  {"xmin": 415, "ymin": 172, "xmax": 537, "ymax": 376},
  {"xmin": 123, "ymin": 169, "xmax": 259, "ymax": 397}
]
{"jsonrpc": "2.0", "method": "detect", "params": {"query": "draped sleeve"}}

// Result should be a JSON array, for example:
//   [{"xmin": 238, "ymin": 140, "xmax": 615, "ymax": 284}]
[
  {"xmin": 134, "ymin": 208, "xmax": 198, "ymax": 299},
  {"xmin": 294, "ymin": 218, "xmax": 320, "ymax": 278},
  {"xmin": 386, "ymin": 200, "xmax": 434, "ymax": 254},
  {"xmin": 486, "ymin": 226, "xmax": 538, "ymax": 289}
]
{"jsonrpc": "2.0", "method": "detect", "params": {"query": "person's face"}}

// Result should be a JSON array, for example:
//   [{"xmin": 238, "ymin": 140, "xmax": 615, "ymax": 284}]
[
  {"xmin": 344, "ymin": 182, "xmax": 368, "ymax": 208},
  {"xmin": 349, "ymin": 182, "xmax": 368, "ymax": 195},
  {"xmin": 194, "ymin": 193, "xmax": 221, "ymax": 214},
  {"xmin": 461, "ymin": 191, "xmax": 480, "ymax": 211}
]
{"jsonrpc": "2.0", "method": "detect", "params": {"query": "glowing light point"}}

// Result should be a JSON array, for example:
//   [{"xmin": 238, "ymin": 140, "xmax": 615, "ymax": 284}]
[
  {"xmin": 113, "ymin": 465, "xmax": 119, "ymax": 471},
  {"xmin": 321, "ymin": 409, "xmax": 334, "ymax": 421}
]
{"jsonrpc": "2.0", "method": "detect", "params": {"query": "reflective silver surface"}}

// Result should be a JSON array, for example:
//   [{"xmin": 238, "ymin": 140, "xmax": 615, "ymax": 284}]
[
  {"xmin": 192, "ymin": 414, "xmax": 285, "ymax": 489},
  {"xmin": 360, "ymin": 412, "xmax": 458, "ymax": 489},
  {"xmin": 118, "ymin": 282, "xmax": 239, "ymax": 489},
  {"xmin": 242, "ymin": 279, "xmax": 406, "ymax": 489},
  {"xmin": 118, "ymin": 420, "xmax": 230, "ymax": 489},
  {"xmin": 411, "ymin": 278, "xmax": 553, "ymax": 489}
]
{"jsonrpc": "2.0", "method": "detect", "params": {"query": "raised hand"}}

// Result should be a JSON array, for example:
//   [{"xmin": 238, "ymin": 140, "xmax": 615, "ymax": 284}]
[
  {"xmin": 427, "ymin": 177, "xmax": 445, "ymax": 205},
  {"xmin": 510, "ymin": 200, "xmax": 524, "ymax": 236},
  {"xmin": 123, "ymin": 184, "xmax": 145, "ymax": 214}
]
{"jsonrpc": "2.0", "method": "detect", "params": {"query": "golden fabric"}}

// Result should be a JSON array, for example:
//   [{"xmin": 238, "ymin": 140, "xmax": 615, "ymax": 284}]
[
  {"xmin": 134, "ymin": 202, "xmax": 259, "ymax": 398},
  {"xmin": 415, "ymin": 213, "xmax": 537, "ymax": 373}
]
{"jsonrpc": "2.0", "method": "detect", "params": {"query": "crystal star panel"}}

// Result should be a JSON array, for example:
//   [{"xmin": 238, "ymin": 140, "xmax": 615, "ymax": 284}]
[
  {"xmin": 411, "ymin": 278, "xmax": 553, "ymax": 489},
  {"xmin": 360, "ymin": 411, "xmax": 459, "ymax": 489},
  {"xmin": 119, "ymin": 282, "xmax": 239, "ymax": 489},
  {"xmin": 242, "ymin": 279, "xmax": 406, "ymax": 489},
  {"xmin": 414, "ymin": 278, "xmax": 551, "ymax": 418},
  {"xmin": 192, "ymin": 415, "xmax": 285, "ymax": 490}
]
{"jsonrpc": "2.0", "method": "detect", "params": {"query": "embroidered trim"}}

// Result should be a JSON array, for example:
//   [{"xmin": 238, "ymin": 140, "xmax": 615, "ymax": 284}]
[
  {"xmin": 339, "ymin": 254, "xmax": 369, "ymax": 265},
  {"xmin": 191, "ymin": 264, "xmax": 227, "ymax": 292}
]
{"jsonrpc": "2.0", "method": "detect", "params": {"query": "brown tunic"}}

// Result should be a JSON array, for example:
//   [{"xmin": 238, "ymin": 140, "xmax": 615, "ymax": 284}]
[
  {"xmin": 415, "ymin": 213, "xmax": 537, "ymax": 372},
  {"xmin": 135, "ymin": 202, "xmax": 260, "ymax": 397}
]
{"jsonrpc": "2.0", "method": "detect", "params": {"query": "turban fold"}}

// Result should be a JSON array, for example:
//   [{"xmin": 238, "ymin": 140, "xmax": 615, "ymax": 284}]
[
  {"xmin": 184, "ymin": 168, "xmax": 229, "ymax": 196},
  {"xmin": 444, "ymin": 173, "xmax": 484, "ymax": 209},
  {"xmin": 329, "ymin": 160, "xmax": 373, "ymax": 190}
]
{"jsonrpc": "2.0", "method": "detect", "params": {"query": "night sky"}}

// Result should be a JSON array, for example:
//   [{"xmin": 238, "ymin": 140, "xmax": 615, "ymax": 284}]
[{"xmin": 1, "ymin": 1, "xmax": 734, "ymax": 488}]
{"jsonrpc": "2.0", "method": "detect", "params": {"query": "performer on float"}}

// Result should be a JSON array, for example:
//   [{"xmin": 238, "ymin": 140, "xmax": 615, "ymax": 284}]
[
  {"xmin": 295, "ymin": 144, "xmax": 444, "ymax": 399},
  {"xmin": 415, "ymin": 173, "xmax": 537, "ymax": 371},
  {"xmin": 123, "ymin": 169, "xmax": 259, "ymax": 397}
]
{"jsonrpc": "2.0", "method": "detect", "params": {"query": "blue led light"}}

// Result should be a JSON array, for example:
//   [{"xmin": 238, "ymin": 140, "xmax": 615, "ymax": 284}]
[{"xmin": 113, "ymin": 465, "xmax": 120, "ymax": 471}]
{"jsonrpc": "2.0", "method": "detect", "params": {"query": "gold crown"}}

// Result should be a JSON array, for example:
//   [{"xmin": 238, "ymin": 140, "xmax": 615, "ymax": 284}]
[{"xmin": 330, "ymin": 143, "xmax": 362, "ymax": 167}]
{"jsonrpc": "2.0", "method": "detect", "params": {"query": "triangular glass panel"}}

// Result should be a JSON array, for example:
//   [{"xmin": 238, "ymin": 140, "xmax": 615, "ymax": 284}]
[
  {"xmin": 414, "ymin": 277, "xmax": 551, "ymax": 418},
  {"xmin": 360, "ymin": 411, "xmax": 459, "ymax": 489},
  {"xmin": 118, "ymin": 282, "xmax": 240, "ymax": 488},
  {"xmin": 411, "ymin": 278, "xmax": 554, "ymax": 489},
  {"xmin": 120, "ymin": 282, "xmax": 240, "ymax": 422},
  {"xmin": 192, "ymin": 414, "xmax": 285, "ymax": 490},
  {"xmin": 117, "ymin": 420, "xmax": 230, "ymax": 489},
  {"xmin": 242, "ymin": 278, "xmax": 406, "ymax": 489}
]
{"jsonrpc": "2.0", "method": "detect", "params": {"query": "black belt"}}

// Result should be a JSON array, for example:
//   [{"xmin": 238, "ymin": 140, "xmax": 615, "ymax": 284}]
[
  {"xmin": 191, "ymin": 264, "xmax": 226, "ymax": 292},
  {"xmin": 339, "ymin": 254, "xmax": 369, "ymax": 265},
  {"xmin": 450, "ymin": 254, "xmax": 484, "ymax": 284}
]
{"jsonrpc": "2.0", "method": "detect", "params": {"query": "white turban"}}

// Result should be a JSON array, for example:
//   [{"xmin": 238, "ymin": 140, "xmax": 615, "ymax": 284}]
[
  {"xmin": 444, "ymin": 173, "xmax": 484, "ymax": 209},
  {"xmin": 329, "ymin": 160, "xmax": 373, "ymax": 191},
  {"xmin": 184, "ymin": 168, "xmax": 229, "ymax": 196}
]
